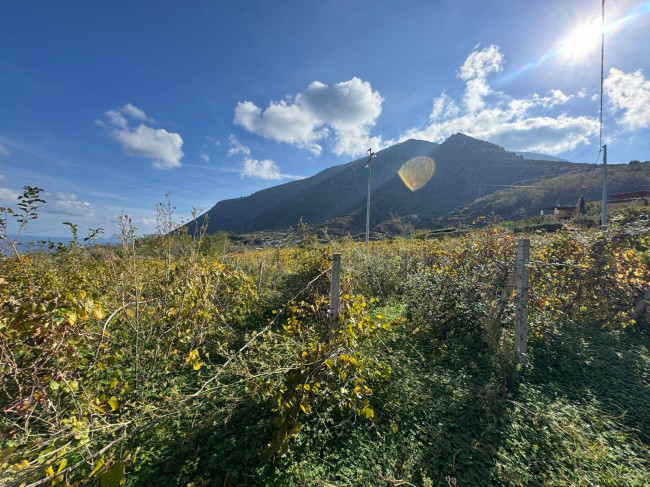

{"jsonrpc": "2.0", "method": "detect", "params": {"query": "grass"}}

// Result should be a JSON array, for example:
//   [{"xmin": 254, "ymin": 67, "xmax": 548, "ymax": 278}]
[{"xmin": 123, "ymin": 315, "xmax": 650, "ymax": 486}]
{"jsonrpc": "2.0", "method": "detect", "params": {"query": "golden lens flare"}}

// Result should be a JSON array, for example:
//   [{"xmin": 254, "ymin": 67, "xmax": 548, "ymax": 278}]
[{"xmin": 398, "ymin": 156, "xmax": 435, "ymax": 191}]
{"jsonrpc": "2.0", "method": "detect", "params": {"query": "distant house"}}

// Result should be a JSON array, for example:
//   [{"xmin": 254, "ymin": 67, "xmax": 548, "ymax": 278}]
[
  {"xmin": 540, "ymin": 205, "xmax": 576, "ymax": 217},
  {"xmin": 608, "ymin": 190, "xmax": 650, "ymax": 206}
]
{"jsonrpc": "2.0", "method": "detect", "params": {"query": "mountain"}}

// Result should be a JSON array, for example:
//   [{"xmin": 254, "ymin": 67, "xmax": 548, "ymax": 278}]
[
  {"xmin": 514, "ymin": 151, "xmax": 569, "ymax": 162},
  {"xmin": 189, "ymin": 134, "xmax": 645, "ymax": 236}
]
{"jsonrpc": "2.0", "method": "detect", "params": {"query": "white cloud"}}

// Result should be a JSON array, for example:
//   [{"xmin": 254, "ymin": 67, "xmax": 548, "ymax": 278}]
[
  {"xmin": 234, "ymin": 77, "xmax": 384, "ymax": 156},
  {"xmin": 104, "ymin": 109, "xmax": 128, "ymax": 129},
  {"xmin": 0, "ymin": 187, "xmax": 20, "ymax": 202},
  {"xmin": 121, "ymin": 103, "xmax": 149, "ymax": 121},
  {"xmin": 43, "ymin": 192, "xmax": 98, "ymax": 218},
  {"xmin": 227, "ymin": 134, "xmax": 251, "ymax": 157},
  {"xmin": 455, "ymin": 44, "xmax": 504, "ymax": 113},
  {"xmin": 430, "ymin": 92, "xmax": 460, "ymax": 121},
  {"xmin": 535, "ymin": 89, "xmax": 573, "ymax": 108},
  {"xmin": 0, "ymin": 143, "xmax": 11, "ymax": 156},
  {"xmin": 200, "ymin": 153, "xmax": 210, "ymax": 162},
  {"xmin": 206, "ymin": 135, "xmax": 221, "ymax": 146},
  {"xmin": 99, "ymin": 106, "xmax": 184, "ymax": 169},
  {"xmin": 457, "ymin": 44, "xmax": 504, "ymax": 81},
  {"xmin": 241, "ymin": 158, "xmax": 282, "ymax": 180},
  {"xmin": 111, "ymin": 125, "xmax": 184, "ymax": 169},
  {"xmin": 604, "ymin": 67, "xmax": 650, "ymax": 130},
  {"xmin": 396, "ymin": 45, "xmax": 599, "ymax": 154}
]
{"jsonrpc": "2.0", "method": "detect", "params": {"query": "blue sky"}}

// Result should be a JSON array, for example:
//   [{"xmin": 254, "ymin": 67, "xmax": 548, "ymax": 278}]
[{"xmin": 1, "ymin": 0, "xmax": 649, "ymax": 237}]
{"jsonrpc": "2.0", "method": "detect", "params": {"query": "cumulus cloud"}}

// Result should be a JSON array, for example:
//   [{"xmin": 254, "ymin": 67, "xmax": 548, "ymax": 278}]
[
  {"xmin": 99, "ymin": 105, "xmax": 184, "ymax": 169},
  {"xmin": 457, "ymin": 44, "xmax": 504, "ymax": 81},
  {"xmin": 234, "ymin": 77, "xmax": 383, "ymax": 156},
  {"xmin": 227, "ymin": 134, "xmax": 251, "ymax": 157},
  {"xmin": 112, "ymin": 125, "xmax": 183, "ymax": 169},
  {"xmin": 396, "ymin": 45, "xmax": 598, "ymax": 154},
  {"xmin": 0, "ymin": 187, "xmax": 20, "ymax": 202},
  {"xmin": 0, "ymin": 143, "xmax": 11, "ymax": 156},
  {"xmin": 604, "ymin": 67, "xmax": 650, "ymax": 130},
  {"xmin": 200, "ymin": 153, "xmax": 210, "ymax": 162},
  {"xmin": 241, "ymin": 158, "xmax": 282, "ymax": 180}
]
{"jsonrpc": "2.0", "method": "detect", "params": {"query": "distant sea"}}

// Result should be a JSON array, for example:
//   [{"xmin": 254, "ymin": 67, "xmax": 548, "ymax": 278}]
[{"xmin": 2, "ymin": 235, "xmax": 119, "ymax": 255}]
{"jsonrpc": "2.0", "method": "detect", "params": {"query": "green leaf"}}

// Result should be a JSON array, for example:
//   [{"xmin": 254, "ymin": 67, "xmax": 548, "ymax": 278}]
[{"xmin": 100, "ymin": 462, "xmax": 125, "ymax": 487}]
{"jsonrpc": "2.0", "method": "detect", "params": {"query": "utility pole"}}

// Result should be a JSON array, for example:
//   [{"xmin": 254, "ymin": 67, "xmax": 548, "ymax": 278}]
[
  {"xmin": 601, "ymin": 144, "xmax": 608, "ymax": 229},
  {"xmin": 365, "ymin": 148, "xmax": 376, "ymax": 247},
  {"xmin": 599, "ymin": 0, "xmax": 607, "ymax": 230}
]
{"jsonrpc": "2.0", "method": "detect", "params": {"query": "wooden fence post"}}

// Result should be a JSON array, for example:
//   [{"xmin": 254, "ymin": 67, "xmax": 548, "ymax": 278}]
[
  {"xmin": 515, "ymin": 239, "xmax": 530, "ymax": 364},
  {"xmin": 329, "ymin": 253, "xmax": 341, "ymax": 338}
]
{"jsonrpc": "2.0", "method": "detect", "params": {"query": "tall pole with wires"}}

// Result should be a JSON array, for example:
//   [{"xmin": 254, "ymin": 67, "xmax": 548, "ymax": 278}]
[
  {"xmin": 602, "ymin": 144, "xmax": 608, "ymax": 228},
  {"xmin": 365, "ymin": 148, "xmax": 376, "ymax": 247},
  {"xmin": 600, "ymin": 0, "xmax": 608, "ymax": 229}
]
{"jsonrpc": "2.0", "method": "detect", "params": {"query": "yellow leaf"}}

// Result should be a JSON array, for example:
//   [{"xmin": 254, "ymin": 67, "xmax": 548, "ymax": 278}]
[
  {"xmin": 185, "ymin": 349, "xmax": 200, "ymax": 365},
  {"xmin": 45, "ymin": 466, "xmax": 54, "ymax": 477},
  {"xmin": 12, "ymin": 459, "xmax": 30, "ymax": 471},
  {"xmin": 107, "ymin": 396, "xmax": 118, "ymax": 411},
  {"xmin": 93, "ymin": 306, "xmax": 104, "ymax": 320},
  {"xmin": 87, "ymin": 458, "xmax": 105, "ymax": 478}
]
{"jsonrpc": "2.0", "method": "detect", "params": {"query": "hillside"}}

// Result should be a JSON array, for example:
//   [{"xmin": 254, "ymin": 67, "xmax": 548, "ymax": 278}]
[
  {"xmin": 192, "ymin": 134, "xmax": 589, "ymax": 235},
  {"xmin": 437, "ymin": 160, "xmax": 650, "ymax": 226},
  {"xmin": 514, "ymin": 151, "xmax": 569, "ymax": 162}
]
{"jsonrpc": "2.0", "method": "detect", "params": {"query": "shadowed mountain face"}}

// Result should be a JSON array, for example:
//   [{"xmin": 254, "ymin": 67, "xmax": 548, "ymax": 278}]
[
  {"xmin": 514, "ymin": 151, "xmax": 569, "ymax": 162},
  {"xmin": 191, "ymin": 134, "xmax": 602, "ymax": 235}
]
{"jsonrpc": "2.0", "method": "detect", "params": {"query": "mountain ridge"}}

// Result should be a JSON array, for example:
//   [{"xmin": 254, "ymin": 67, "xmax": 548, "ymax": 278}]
[{"xmin": 189, "ymin": 134, "xmax": 645, "ymax": 235}]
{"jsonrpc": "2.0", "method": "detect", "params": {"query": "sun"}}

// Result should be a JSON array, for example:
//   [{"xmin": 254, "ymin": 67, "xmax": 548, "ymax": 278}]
[{"xmin": 560, "ymin": 21, "xmax": 602, "ymax": 57}]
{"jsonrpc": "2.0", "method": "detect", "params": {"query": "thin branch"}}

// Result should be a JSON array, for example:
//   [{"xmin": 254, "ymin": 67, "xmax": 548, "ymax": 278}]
[{"xmin": 193, "ymin": 268, "xmax": 329, "ymax": 397}]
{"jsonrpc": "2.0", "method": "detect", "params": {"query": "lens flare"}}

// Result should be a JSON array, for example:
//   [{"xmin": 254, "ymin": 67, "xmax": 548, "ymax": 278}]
[
  {"xmin": 496, "ymin": 2, "xmax": 650, "ymax": 85},
  {"xmin": 560, "ymin": 21, "xmax": 602, "ymax": 57},
  {"xmin": 398, "ymin": 157, "xmax": 435, "ymax": 191}
]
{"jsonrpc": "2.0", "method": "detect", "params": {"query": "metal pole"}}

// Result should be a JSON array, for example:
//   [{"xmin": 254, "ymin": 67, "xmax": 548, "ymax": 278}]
[
  {"xmin": 365, "ymin": 148, "xmax": 375, "ymax": 247},
  {"xmin": 601, "ymin": 144, "xmax": 607, "ymax": 229},
  {"xmin": 366, "ymin": 162, "xmax": 371, "ymax": 246}
]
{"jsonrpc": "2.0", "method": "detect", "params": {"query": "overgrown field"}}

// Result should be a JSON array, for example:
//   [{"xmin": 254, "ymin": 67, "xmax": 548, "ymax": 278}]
[{"xmin": 1, "ymin": 191, "xmax": 650, "ymax": 486}]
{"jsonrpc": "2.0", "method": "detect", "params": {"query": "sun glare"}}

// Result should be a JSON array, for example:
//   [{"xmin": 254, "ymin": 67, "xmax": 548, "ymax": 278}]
[
  {"xmin": 560, "ymin": 21, "xmax": 602, "ymax": 57},
  {"xmin": 398, "ymin": 157, "xmax": 435, "ymax": 191}
]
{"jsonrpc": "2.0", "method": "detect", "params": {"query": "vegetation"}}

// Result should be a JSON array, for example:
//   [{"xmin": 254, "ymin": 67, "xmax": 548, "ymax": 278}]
[{"xmin": 1, "ymin": 188, "xmax": 649, "ymax": 486}]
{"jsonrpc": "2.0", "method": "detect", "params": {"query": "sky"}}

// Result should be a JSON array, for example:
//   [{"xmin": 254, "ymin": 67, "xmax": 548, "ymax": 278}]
[{"xmin": 1, "ymin": 0, "xmax": 649, "ymax": 237}]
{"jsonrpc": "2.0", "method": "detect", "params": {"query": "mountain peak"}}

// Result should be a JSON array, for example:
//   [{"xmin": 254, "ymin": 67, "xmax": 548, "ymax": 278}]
[{"xmin": 440, "ymin": 133, "xmax": 505, "ymax": 153}]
